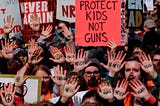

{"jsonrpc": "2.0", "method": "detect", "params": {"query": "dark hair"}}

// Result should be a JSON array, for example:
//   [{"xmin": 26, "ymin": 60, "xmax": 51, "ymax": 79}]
[
  {"xmin": 32, "ymin": 64, "xmax": 52, "ymax": 76},
  {"xmin": 66, "ymin": 71, "xmax": 88, "ymax": 91},
  {"xmin": 118, "ymin": 56, "xmax": 148, "ymax": 85},
  {"xmin": 32, "ymin": 64, "xmax": 54, "ymax": 92},
  {"xmin": 151, "ymin": 48, "xmax": 160, "ymax": 59},
  {"xmin": 82, "ymin": 90, "xmax": 105, "ymax": 106}
]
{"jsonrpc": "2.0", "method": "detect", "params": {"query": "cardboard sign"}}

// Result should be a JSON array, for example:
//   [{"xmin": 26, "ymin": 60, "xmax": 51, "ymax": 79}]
[
  {"xmin": 19, "ymin": 0, "xmax": 56, "ymax": 42},
  {"xmin": 126, "ymin": 0, "xmax": 143, "ymax": 28},
  {"xmin": 0, "ymin": 74, "xmax": 41, "ymax": 103},
  {"xmin": 0, "ymin": 0, "xmax": 22, "ymax": 36},
  {"xmin": 143, "ymin": 0, "xmax": 154, "ymax": 11},
  {"xmin": 56, "ymin": 0, "xmax": 75, "ymax": 22},
  {"xmin": 75, "ymin": 0, "xmax": 122, "ymax": 46}
]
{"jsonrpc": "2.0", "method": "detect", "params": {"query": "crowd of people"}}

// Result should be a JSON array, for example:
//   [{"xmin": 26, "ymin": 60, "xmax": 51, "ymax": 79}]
[{"xmin": 0, "ymin": 0, "xmax": 160, "ymax": 106}]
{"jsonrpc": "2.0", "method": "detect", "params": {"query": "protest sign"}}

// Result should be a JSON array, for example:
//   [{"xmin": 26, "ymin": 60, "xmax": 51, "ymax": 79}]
[
  {"xmin": 56, "ymin": 0, "xmax": 75, "ymax": 22},
  {"xmin": 19, "ymin": 0, "xmax": 56, "ymax": 42},
  {"xmin": 0, "ymin": 74, "xmax": 41, "ymax": 103},
  {"xmin": 126, "ymin": 0, "xmax": 143, "ymax": 28},
  {"xmin": 75, "ymin": 0, "xmax": 122, "ymax": 46},
  {"xmin": 143, "ymin": 0, "xmax": 154, "ymax": 11},
  {"xmin": 0, "ymin": 0, "xmax": 22, "ymax": 38}
]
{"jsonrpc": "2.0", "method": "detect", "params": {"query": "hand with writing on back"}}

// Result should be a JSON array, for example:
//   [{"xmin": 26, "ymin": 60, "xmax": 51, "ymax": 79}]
[
  {"xmin": 40, "ymin": 25, "xmax": 53, "ymax": 41},
  {"xmin": 29, "ymin": 14, "xmax": 40, "ymax": 32},
  {"xmin": 49, "ymin": 46, "xmax": 65, "ymax": 63},
  {"xmin": 3, "ymin": 15, "xmax": 14, "ymax": 34},
  {"xmin": 0, "ymin": 83, "xmax": 15, "ymax": 106},
  {"xmin": 73, "ymin": 49, "xmax": 91, "ymax": 72},
  {"xmin": 64, "ymin": 45, "xmax": 76, "ymax": 64},
  {"xmin": 1, "ymin": 38, "xmax": 16, "ymax": 60}
]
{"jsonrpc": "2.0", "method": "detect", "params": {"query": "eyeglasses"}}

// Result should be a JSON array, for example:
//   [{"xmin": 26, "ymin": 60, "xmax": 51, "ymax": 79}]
[{"xmin": 84, "ymin": 71, "xmax": 100, "ymax": 77}]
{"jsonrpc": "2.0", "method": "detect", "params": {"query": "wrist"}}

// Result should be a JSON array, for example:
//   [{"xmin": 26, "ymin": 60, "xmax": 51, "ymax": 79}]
[
  {"xmin": 149, "ymin": 71, "xmax": 157, "ymax": 79},
  {"xmin": 143, "ymin": 93, "xmax": 151, "ymax": 100},
  {"xmin": 25, "ymin": 62, "xmax": 33, "ymax": 68},
  {"xmin": 61, "ymin": 96, "xmax": 69, "ymax": 103},
  {"xmin": 145, "ymin": 94, "xmax": 156, "ymax": 104},
  {"xmin": 108, "ymin": 71, "xmax": 116, "ymax": 77}
]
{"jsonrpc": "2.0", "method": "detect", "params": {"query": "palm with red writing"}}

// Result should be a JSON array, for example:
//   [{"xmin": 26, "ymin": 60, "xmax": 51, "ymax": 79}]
[
  {"xmin": 1, "ymin": 39, "xmax": 16, "ymax": 59},
  {"xmin": 3, "ymin": 15, "xmax": 14, "ymax": 34}
]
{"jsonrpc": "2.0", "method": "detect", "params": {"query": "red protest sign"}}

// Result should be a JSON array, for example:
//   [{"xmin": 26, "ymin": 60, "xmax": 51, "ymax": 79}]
[
  {"xmin": 75, "ymin": 0, "xmax": 122, "ymax": 46},
  {"xmin": 19, "ymin": 0, "xmax": 56, "ymax": 42}
]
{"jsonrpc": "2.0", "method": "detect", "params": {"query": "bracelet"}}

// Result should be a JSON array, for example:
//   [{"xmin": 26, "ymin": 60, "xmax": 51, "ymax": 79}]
[{"xmin": 147, "ymin": 94, "xmax": 156, "ymax": 104}]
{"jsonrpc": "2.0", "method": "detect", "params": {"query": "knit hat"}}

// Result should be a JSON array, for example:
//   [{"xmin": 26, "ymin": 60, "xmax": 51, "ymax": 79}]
[{"xmin": 144, "ymin": 19, "xmax": 157, "ymax": 28}]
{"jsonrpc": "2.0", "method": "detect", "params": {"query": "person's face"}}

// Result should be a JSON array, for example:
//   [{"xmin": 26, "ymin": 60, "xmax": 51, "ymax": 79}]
[
  {"xmin": 56, "ymin": 22, "xmax": 72, "ymax": 39},
  {"xmin": 35, "ymin": 70, "xmax": 50, "ymax": 94},
  {"xmin": 152, "ymin": 54, "xmax": 160, "ymax": 66},
  {"xmin": 83, "ymin": 66, "xmax": 100, "ymax": 87},
  {"xmin": 125, "ymin": 61, "xmax": 141, "ymax": 80},
  {"xmin": 19, "ymin": 55, "xmax": 27, "ymax": 65}
]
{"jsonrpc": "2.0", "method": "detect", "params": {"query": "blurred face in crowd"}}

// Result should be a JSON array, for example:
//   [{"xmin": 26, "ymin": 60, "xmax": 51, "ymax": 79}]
[
  {"xmin": 19, "ymin": 54, "xmax": 27, "ymax": 65},
  {"xmin": 35, "ymin": 70, "xmax": 51, "ymax": 94},
  {"xmin": 125, "ymin": 61, "xmax": 141, "ymax": 80},
  {"xmin": 133, "ymin": 47, "xmax": 143, "ymax": 56},
  {"xmin": 152, "ymin": 54, "xmax": 160, "ymax": 66},
  {"xmin": 83, "ymin": 66, "xmax": 100, "ymax": 87}
]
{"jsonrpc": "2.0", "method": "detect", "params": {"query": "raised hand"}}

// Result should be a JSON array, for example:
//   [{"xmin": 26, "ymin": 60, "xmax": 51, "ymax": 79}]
[
  {"xmin": 129, "ymin": 79, "xmax": 150, "ymax": 100},
  {"xmin": 107, "ymin": 40, "xmax": 117, "ymax": 50},
  {"xmin": 1, "ymin": 39, "xmax": 16, "ymax": 59},
  {"xmin": 14, "ymin": 70, "xmax": 28, "ymax": 87},
  {"xmin": 61, "ymin": 76, "xmax": 80, "ymax": 103},
  {"xmin": 98, "ymin": 80, "xmax": 114, "ymax": 100},
  {"xmin": 50, "ymin": 65, "xmax": 67, "ymax": 86},
  {"xmin": 3, "ymin": 15, "xmax": 14, "ymax": 34},
  {"xmin": 114, "ymin": 79, "xmax": 129, "ymax": 100},
  {"xmin": 64, "ymin": 46, "xmax": 76, "ymax": 64},
  {"xmin": 138, "ymin": 52, "xmax": 157, "ymax": 79},
  {"xmin": 49, "ymin": 46, "xmax": 65, "ymax": 63},
  {"xmin": 0, "ymin": 83, "xmax": 15, "ymax": 106},
  {"xmin": 28, "ymin": 39, "xmax": 43, "ymax": 65},
  {"xmin": 29, "ymin": 14, "xmax": 40, "ymax": 32},
  {"xmin": 100, "ymin": 50, "xmax": 115, "ymax": 71},
  {"xmin": 73, "ymin": 49, "xmax": 91, "ymax": 72},
  {"xmin": 40, "ymin": 25, "xmax": 53, "ymax": 41}
]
